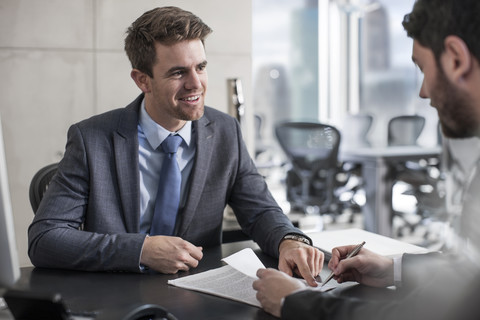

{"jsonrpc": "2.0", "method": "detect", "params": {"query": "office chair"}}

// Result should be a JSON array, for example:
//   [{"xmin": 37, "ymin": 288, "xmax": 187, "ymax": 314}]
[
  {"xmin": 339, "ymin": 113, "xmax": 374, "ymax": 186},
  {"xmin": 336, "ymin": 114, "xmax": 374, "ymax": 218},
  {"xmin": 387, "ymin": 115, "xmax": 444, "ymax": 238},
  {"xmin": 29, "ymin": 162, "xmax": 59, "ymax": 214},
  {"xmin": 388, "ymin": 114, "xmax": 425, "ymax": 146},
  {"xmin": 275, "ymin": 121, "xmax": 357, "ymax": 219},
  {"xmin": 341, "ymin": 113, "xmax": 373, "ymax": 149}
]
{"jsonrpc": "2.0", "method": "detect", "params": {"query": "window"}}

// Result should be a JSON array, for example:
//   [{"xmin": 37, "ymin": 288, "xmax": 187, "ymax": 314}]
[
  {"xmin": 253, "ymin": 0, "xmax": 438, "ymax": 155},
  {"xmin": 323, "ymin": 0, "xmax": 438, "ymax": 146},
  {"xmin": 253, "ymin": 0, "xmax": 319, "ymax": 154}
]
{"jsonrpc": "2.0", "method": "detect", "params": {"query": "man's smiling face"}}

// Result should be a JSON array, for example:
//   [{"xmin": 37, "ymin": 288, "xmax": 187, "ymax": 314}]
[{"xmin": 145, "ymin": 39, "xmax": 208, "ymax": 132}]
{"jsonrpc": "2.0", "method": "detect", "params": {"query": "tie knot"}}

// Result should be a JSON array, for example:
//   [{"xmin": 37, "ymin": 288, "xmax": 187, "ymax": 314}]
[{"xmin": 161, "ymin": 135, "xmax": 183, "ymax": 154}]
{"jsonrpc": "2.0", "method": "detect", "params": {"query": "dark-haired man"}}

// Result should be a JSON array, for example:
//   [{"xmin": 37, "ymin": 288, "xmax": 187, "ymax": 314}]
[{"xmin": 253, "ymin": 0, "xmax": 480, "ymax": 319}]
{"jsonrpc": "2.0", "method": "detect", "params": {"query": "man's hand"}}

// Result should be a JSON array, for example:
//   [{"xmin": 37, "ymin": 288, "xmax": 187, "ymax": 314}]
[
  {"xmin": 253, "ymin": 268, "xmax": 306, "ymax": 318},
  {"xmin": 278, "ymin": 239, "xmax": 324, "ymax": 287},
  {"xmin": 140, "ymin": 236, "xmax": 203, "ymax": 274},
  {"xmin": 328, "ymin": 245, "xmax": 394, "ymax": 287}
]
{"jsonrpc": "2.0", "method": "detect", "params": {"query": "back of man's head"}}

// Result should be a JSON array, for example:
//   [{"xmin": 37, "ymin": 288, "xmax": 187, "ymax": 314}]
[
  {"xmin": 403, "ymin": 0, "xmax": 480, "ymax": 63},
  {"xmin": 124, "ymin": 6, "xmax": 213, "ymax": 77}
]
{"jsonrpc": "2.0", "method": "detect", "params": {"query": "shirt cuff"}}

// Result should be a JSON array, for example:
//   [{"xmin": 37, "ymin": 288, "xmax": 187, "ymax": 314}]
[{"xmin": 139, "ymin": 235, "xmax": 149, "ymax": 272}]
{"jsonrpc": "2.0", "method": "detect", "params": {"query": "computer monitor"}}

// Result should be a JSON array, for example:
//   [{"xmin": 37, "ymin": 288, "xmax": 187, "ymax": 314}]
[{"xmin": 0, "ymin": 116, "xmax": 20, "ymax": 289}]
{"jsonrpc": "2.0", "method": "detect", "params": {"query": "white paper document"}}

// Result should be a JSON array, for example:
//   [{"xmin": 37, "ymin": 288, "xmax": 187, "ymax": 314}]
[
  {"xmin": 168, "ymin": 248, "xmax": 333, "ymax": 307},
  {"xmin": 308, "ymin": 228, "xmax": 429, "ymax": 259},
  {"xmin": 221, "ymin": 247, "xmax": 265, "ymax": 278},
  {"xmin": 168, "ymin": 248, "xmax": 263, "ymax": 307}
]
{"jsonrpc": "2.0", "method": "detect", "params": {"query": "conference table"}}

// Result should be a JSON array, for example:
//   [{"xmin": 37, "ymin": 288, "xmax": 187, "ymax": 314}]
[
  {"xmin": 0, "ymin": 240, "xmax": 397, "ymax": 320},
  {"xmin": 340, "ymin": 145, "xmax": 442, "ymax": 236}
]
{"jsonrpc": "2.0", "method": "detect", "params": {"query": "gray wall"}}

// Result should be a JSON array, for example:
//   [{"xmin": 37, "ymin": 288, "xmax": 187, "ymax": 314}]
[{"xmin": 0, "ymin": 0, "xmax": 253, "ymax": 267}]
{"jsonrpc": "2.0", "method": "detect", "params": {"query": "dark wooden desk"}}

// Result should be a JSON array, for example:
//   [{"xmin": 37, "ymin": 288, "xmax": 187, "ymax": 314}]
[
  {"xmin": 0, "ymin": 241, "xmax": 278, "ymax": 320},
  {"xmin": 0, "ymin": 240, "xmax": 397, "ymax": 320}
]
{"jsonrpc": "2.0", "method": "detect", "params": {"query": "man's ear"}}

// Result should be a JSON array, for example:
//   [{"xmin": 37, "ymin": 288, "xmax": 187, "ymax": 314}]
[
  {"xmin": 442, "ymin": 35, "xmax": 472, "ymax": 82},
  {"xmin": 130, "ymin": 69, "xmax": 151, "ymax": 93}
]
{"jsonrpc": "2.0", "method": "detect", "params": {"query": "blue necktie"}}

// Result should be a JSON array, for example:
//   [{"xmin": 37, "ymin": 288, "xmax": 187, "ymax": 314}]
[{"xmin": 150, "ymin": 135, "xmax": 183, "ymax": 235}]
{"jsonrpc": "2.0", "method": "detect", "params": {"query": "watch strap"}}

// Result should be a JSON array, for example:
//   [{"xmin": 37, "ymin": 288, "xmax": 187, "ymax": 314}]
[{"xmin": 282, "ymin": 233, "xmax": 312, "ymax": 246}]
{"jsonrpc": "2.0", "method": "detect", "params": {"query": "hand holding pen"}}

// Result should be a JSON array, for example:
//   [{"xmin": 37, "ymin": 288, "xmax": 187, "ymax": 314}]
[
  {"xmin": 325, "ymin": 242, "xmax": 396, "ymax": 288},
  {"xmin": 321, "ymin": 241, "xmax": 365, "ymax": 287}
]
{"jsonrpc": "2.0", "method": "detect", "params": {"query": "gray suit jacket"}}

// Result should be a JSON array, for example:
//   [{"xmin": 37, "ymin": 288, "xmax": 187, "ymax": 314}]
[{"xmin": 28, "ymin": 95, "xmax": 303, "ymax": 272}]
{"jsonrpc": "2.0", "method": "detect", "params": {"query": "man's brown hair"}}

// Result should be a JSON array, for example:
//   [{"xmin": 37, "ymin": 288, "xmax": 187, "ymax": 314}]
[{"xmin": 125, "ymin": 6, "xmax": 212, "ymax": 77}]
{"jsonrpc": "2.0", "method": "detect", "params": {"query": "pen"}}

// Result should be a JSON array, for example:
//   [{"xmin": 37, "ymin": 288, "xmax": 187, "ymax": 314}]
[{"xmin": 321, "ymin": 241, "xmax": 366, "ymax": 288}]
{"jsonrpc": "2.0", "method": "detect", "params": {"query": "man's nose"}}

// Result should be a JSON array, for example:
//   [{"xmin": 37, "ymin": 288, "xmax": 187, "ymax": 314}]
[
  {"xmin": 418, "ymin": 80, "xmax": 428, "ymax": 99},
  {"xmin": 185, "ymin": 71, "xmax": 202, "ymax": 89}
]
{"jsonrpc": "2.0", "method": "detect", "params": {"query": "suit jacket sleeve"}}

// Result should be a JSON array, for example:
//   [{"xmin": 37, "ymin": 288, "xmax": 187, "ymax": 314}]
[
  {"xmin": 282, "ymin": 251, "xmax": 477, "ymax": 320},
  {"xmin": 283, "ymin": 289, "xmax": 400, "ymax": 320},
  {"xmin": 28, "ymin": 108, "xmax": 146, "ymax": 272}
]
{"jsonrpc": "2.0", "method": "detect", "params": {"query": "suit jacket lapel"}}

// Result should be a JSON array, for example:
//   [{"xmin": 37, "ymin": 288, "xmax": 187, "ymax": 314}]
[
  {"xmin": 177, "ymin": 112, "xmax": 215, "ymax": 236},
  {"xmin": 113, "ymin": 97, "xmax": 142, "ymax": 233}
]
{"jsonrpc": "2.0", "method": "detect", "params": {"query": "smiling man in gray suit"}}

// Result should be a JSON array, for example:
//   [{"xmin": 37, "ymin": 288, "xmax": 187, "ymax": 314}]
[{"xmin": 28, "ymin": 6, "xmax": 323, "ymax": 286}]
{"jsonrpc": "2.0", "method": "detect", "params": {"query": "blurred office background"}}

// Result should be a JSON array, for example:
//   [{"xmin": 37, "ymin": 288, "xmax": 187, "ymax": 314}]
[
  {"xmin": 252, "ymin": 0, "xmax": 480, "ymax": 255},
  {"xmin": 1, "ymin": 0, "xmax": 477, "ymax": 267},
  {"xmin": 252, "ymin": 0, "xmax": 439, "ymax": 231},
  {"xmin": 253, "ymin": 0, "xmax": 437, "ymax": 159}
]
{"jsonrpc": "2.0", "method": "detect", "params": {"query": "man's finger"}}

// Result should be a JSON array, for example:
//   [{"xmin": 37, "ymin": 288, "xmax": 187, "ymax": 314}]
[
  {"xmin": 256, "ymin": 268, "xmax": 267, "ymax": 278},
  {"xmin": 295, "ymin": 262, "xmax": 317, "ymax": 287},
  {"xmin": 278, "ymin": 260, "xmax": 294, "ymax": 277}
]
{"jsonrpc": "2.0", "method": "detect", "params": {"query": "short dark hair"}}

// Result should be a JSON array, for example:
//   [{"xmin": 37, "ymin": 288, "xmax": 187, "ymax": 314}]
[
  {"xmin": 403, "ymin": 0, "xmax": 480, "ymax": 63},
  {"xmin": 124, "ymin": 6, "xmax": 213, "ymax": 77}
]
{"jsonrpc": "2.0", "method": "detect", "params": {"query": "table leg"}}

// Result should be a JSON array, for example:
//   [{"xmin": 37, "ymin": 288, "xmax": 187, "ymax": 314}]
[{"xmin": 362, "ymin": 158, "xmax": 393, "ymax": 236}]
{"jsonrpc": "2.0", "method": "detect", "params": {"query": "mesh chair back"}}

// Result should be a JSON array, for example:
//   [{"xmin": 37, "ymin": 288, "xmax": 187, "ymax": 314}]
[
  {"xmin": 342, "ymin": 114, "xmax": 373, "ymax": 148},
  {"xmin": 388, "ymin": 115, "xmax": 425, "ymax": 146},
  {"xmin": 29, "ymin": 163, "xmax": 58, "ymax": 213},
  {"xmin": 275, "ymin": 122, "xmax": 341, "ymax": 174}
]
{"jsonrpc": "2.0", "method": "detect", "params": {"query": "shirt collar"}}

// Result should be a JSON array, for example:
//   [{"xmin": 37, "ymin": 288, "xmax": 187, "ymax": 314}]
[{"xmin": 139, "ymin": 98, "xmax": 192, "ymax": 150}]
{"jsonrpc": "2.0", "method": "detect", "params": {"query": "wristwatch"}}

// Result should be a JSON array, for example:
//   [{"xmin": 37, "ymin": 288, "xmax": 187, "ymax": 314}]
[{"xmin": 282, "ymin": 234, "xmax": 312, "ymax": 246}]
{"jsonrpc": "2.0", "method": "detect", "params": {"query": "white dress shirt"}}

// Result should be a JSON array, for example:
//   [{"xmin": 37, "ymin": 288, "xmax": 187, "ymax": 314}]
[{"xmin": 137, "ymin": 99, "xmax": 196, "ymax": 234}]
